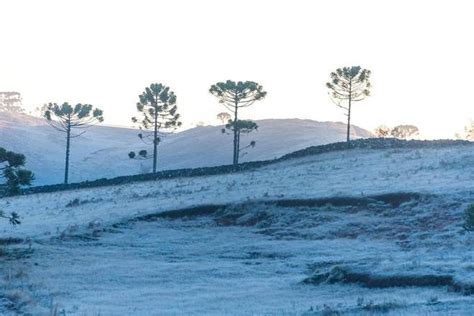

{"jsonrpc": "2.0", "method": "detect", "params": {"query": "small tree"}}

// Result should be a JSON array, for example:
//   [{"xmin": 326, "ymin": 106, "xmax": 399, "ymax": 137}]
[
  {"xmin": 0, "ymin": 210, "xmax": 21, "ymax": 225},
  {"xmin": 222, "ymin": 120, "xmax": 258, "ymax": 159},
  {"xmin": 131, "ymin": 83, "xmax": 181, "ymax": 173},
  {"xmin": 455, "ymin": 120, "xmax": 474, "ymax": 140},
  {"xmin": 217, "ymin": 112, "xmax": 231, "ymax": 124},
  {"xmin": 0, "ymin": 91, "xmax": 24, "ymax": 113},
  {"xmin": 374, "ymin": 125, "xmax": 391, "ymax": 138},
  {"xmin": 43, "ymin": 102, "xmax": 104, "ymax": 184},
  {"xmin": 209, "ymin": 80, "xmax": 266, "ymax": 165},
  {"xmin": 128, "ymin": 150, "xmax": 148, "ymax": 159},
  {"xmin": 0, "ymin": 147, "xmax": 34, "ymax": 196},
  {"xmin": 467, "ymin": 121, "xmax": 474, "ymax": 140},
  {"xmin": 1, "ymin": 148, "xmax": 27, "ymax": 225},
  {"xmin": 463, "ymin": 204, "xmax": 474, "ymax": 232},
  {"xmin": 391, "ymin": 125, "xmax": 419, "ymax": 139},
  {"xmin": 326, "ymin": 66, "xmax": 371, "ymax": 142}
]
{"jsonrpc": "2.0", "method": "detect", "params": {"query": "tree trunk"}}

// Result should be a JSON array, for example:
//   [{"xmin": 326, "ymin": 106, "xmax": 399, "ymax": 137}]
[
  {"xmin": 233, "ymin": 99, "xmax": 239, "ymax": 166},
  {"xmin": 64, "ymin": 120, "xmax": 71, "ymax": 184},
  {"xmin": 347, "ymin": 80, "xmax": 352, "ymax": 142},
  {"xmin": 153, "ymin": 108, "xmax": 158, "ymax": 173},
  {"xmin": 236, "ymin": 129, "xmax": 241, "ymax": 162}
]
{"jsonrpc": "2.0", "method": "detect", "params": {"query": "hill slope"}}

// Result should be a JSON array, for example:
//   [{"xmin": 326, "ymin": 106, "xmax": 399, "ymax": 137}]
[
  {"xmin": 0, "ymin": 142, "xmax": 473, "ymax": 315},
  {"xmin": 0, "ymin": 111, "xmax": 372, "ymax": 184},
  {"xmin": 2, "ymin": 141, "xmax": 473, "ymax": 239}
]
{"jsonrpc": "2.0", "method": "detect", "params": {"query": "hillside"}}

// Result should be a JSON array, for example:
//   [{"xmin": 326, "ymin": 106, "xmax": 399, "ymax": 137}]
[
  {"xmin": 1, "ymin": 141, "xmax": 474, "ymax": 314},
  {"xmin": 0, "ymin": 110, "xmax": 372, "ymax": 185}
]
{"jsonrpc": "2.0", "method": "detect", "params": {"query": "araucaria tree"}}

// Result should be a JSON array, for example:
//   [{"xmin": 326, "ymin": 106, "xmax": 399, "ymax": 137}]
[
  {"xmin": 326, "ymin": 66, "xmax": 371, "ymax": 142},
  {"xmin": 456, "ymin": 120, "xmax": 474, "ymax": 140},
  {"xmin": 131, "ymin": 83, "xmax": 181, "ymax": 173},
  {"xmin": 221, "ymin": 119, "xmax": 258, "ymax": 159},
  {"xmin": 209, "ymin": 80, "xmax": 266, "ymax": 165},
  {"xmin": 0, "ymin": 147, "xmax": 29, "ymax": 223},
  {"xmin": 217, "ymin": 112, "xmax": 231, "ymax": 124},
  {"xmin": 391, "ymin": 124, "xmax": 419, "ymax": 139},
  {"xmin": 0, "ymin": 209, "xmax": 21, "ymax": 225},
  {"xmin": 0, "ymin": 147, "xmax": 34, "ymax": 196},
  {"xmin": 43, "ymin": 102, "xmax": 104, "ymax": 184}
]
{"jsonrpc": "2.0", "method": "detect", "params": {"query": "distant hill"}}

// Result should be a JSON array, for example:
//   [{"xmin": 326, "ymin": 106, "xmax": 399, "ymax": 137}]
[{"xmin": 0, "ymin": 110, "xmax": 372, "ymax": 185}]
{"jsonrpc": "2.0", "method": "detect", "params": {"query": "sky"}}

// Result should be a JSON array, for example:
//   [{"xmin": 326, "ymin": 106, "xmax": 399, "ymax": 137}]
[{"xmin": 1, "ymin": 0, "xmax": 473, "ymax": 138}]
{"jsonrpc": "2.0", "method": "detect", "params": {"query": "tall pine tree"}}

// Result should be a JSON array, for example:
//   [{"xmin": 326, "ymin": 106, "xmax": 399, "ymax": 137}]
[
  {"xmin": 43, "ymin": 102, "xmax": 104, "ymax": 184},
  {"xmin": 131, "ymin": 83, "xmax": 181, "ymax": 173},
  {"xmin": 209, "ymin": 80, "xmax": 266, "ymax": 165},
  {"xmin": 326, "ymin": 66, "xmax": 371, "ymax": 142}
]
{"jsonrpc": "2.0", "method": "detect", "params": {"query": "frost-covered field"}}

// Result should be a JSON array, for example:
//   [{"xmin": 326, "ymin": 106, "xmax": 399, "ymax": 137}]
[{"xmin": 1, "ymin": 144, "xmax": 474, "ymax": 315}]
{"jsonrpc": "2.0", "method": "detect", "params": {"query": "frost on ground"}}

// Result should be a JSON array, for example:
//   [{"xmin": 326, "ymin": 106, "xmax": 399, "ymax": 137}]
[{"xmin": 0, "ymin": 144, "xmax": 474, "ymax": 315}]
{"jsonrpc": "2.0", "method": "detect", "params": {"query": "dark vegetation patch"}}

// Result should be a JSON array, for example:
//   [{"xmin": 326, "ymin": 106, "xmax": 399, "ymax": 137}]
[
  {"xmin": 0, "ymin": 239, "xmax": 30, "ymax": 261},
  {"xmin": 129, "ymin": 193, "xmax": 422, "ymax": 224},
  {"xmin": 358, "ymin": 300, "xmax": 406, "ymax": 313},
  {"xmin": 214, "ymin": 209, "xmax": 271, "ymax": 227},
  {"xmin": 303, "ymin": 266, "xmax": 453, "ymax": 288},
  {"xmin": 452, "ymin": 281, "xmax": 474, "ymax": 295},
  {"xmin": 134, "ymin": 204, "xmax": 223, "ymax": 221},
  {"xmin": 0, "ymin": 238, "xmax": 24, "ymax": 246},
  {"xmin": 50, "ymin": 192, "xmax": 428, "ymax": 246},
  {"xmin": 48, "ymin": 205, "xmax": 223, "ymax": 243},
  {"xmin": 16, "ymin": 138, "xmax": 472, "ymax": 196},
  {"xmin": 0, "ymin": 290, "xmax": 33, "ymax": 315},
  {"xmin": 273, "ymin": 192, "xmax": 421, "ymax": 209},
  {"xmin": 303, "ymin": 266, "xmax": 474, "ymax": 295},
  {"xmin": 56, "ymin": 233, "xmax": 101, "ymax": 242},
  {"xmin": 219, "ymin": 251, "xmax": 291, "ymax": 261},
  {"xmin": 245, "ymin": 251, "xmax": 291, "ymax": 260},
  {"xmin": 281, "ymin": 138, "xmax": 471, "ymax": 161},
  {"xmin": 65, "ymin": 197, "xmax": 103, "ymax": 208},
  {"xmin": 0, "ymin": 247, "xmax": 33, "ymax": 260}
]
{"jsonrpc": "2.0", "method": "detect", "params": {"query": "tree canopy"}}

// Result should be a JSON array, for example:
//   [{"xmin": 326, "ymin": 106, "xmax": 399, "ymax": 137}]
[
  {"xmin": 0, "ymin": 147, "xmax": 33, "ymax": 196},
  {"xmin": 44, "ymin": 102, "xmax": 104, "ymax": 133},
  {"xmin": 210, "ymin": 80, "xmax": 266, "ymax": 165},
  {"xmin": 43, "ymin": 102, "xmax": 104, "ymax": 183},
  {"xmin": 455, "ymin": 120, "xmax": 474, "ymax": 140},
  {"xmin": 391, "ymin": 125, "xmax": 419, "ymax": 139},
  {"xmin": 209, "ymin": 81, "xmax": 266, "ymax": 112},
  {"xmin": 131, "ymin": 83, "xmax": 181, "ymax": 173},
  {"xmin": 326, "ymin": 66, "xmax": 371, "ymax": 142},
  {"xmin": 222, "ymin": 120, "xmax": 258, "ymax": 134},
  {"xmin": 217, "ymin": 112, "xmax": 231, "ymax": 124},
  {"xmin": 0, "ymin": 91, "xmax": 23, "ymax": 113}
]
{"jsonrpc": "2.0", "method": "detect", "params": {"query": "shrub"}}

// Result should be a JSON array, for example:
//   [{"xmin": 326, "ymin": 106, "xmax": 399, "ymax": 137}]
[
  {"xmin": 463, "ymin": 204, "xmax": 474, "ymax": 232},
  {"xmin": 361, "ymin": 300, "xmax": 405, "ymax": 313},
  {"xmin": 427, "ymin": 296, "xmax": 440, "ymax": 305},
  {"xmin": 0, "ymin": 210, "xmax": 20, "ymax": 225},
  {"xmin": 65, "ymin": 198, "xmax": 81, "ymax": 207},
  {"xmin": 0, "ymin": 147, "xmax": 34, "ymax": 196}
]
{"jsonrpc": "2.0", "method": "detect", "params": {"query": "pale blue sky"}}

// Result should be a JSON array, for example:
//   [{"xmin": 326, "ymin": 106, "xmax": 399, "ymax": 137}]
[{"xmin": 1, "ymin": 0, "xmax": 473, "ymax": 138}]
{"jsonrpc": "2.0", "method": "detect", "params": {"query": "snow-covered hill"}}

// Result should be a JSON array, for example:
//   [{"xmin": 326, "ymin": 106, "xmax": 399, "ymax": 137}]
[
  {"xmin": 0, "ymin": 111, "xmax": 372, "ymax": 185},
  {"xmin": 1, "ymin": 142, "xmax": 474, "ymax": 314}
]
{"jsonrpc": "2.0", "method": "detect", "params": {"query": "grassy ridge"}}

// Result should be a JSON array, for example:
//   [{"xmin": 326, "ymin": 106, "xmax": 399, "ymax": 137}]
[{"xmin": 17, "ymin": 138, "xmax": 472, "ymax": 196}]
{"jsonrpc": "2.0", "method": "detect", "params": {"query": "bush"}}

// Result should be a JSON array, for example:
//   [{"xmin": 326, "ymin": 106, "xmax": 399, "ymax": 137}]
[
  {"xmin": 0, "ymin": 147, "xmax": 34, "ymax": 196},
  {"xmin": 463, "ymin": 204, "xmax": 474, "ymax": 232},
  {"xmin": 0, "ymin": 210, "xmax": 21, "ymax": 225}
]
